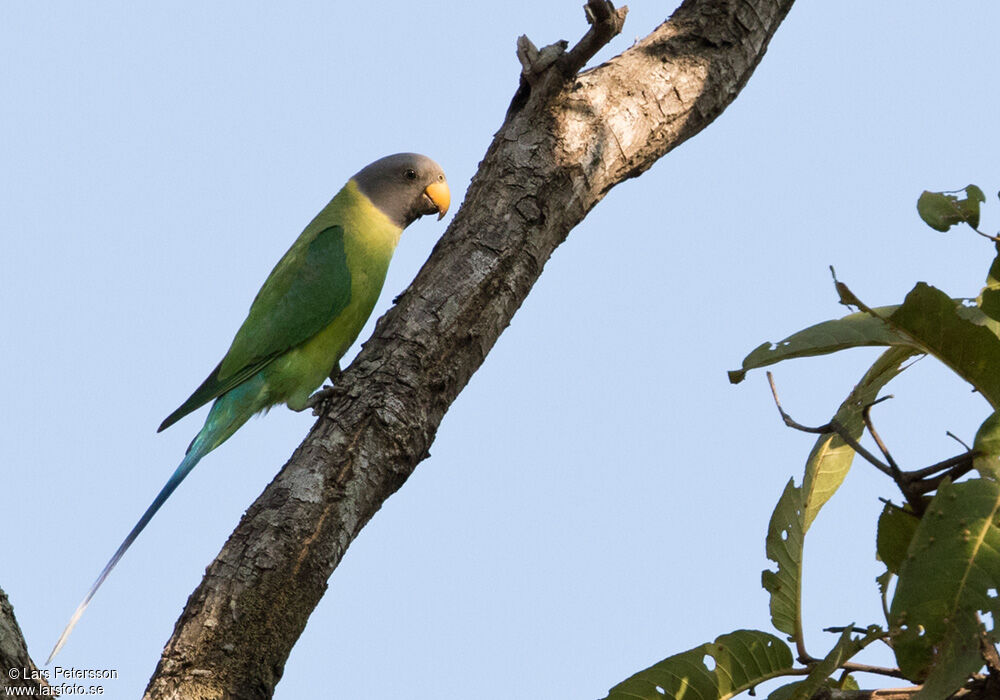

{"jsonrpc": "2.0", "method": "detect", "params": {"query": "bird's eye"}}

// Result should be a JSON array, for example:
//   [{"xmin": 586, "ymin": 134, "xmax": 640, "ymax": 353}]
[{"xmin": 404, "ymin": 169, "xmax": 417, "ymax": 180}]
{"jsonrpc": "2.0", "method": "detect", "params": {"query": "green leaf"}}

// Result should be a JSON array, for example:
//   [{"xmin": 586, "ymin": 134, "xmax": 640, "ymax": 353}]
[
  {"xmin": 885, "ymin": 283, "xmax": 1000, "ymax": 408},
  {"xmin": 877, "ymin": 502, "xmax": 920, "ymax": 575},
  {"xmin": 604, "ymin": 630, "xmax": 795, "ymax": 700},
  {"xmin": 761, "ymin": 348, "xmax": 915, "ymax": 642},
  {"xmin": 729, "ymin": 307, "xmax": 906, "ymax": 384},
  {"xmin": 976, "ymin": 244, "xmax": 1000, "ymax": 334},
  {"xmin": 768, "ymin": 627, "xmax": 881, "ymax": 700},
  {"xmin": 729, "ymin": 290, "xmax": 998, "ymax": 386},
  {"xmin": 765, "ymin": 680, "xmax": 805, "ymax": 700},
  {"xmin": 973, "ymin": 410, "xmax": 1000, "ymax": 478},
  {"xmin": 801, "ymin": 346, "xmax": 916, "ymax": 529},
  {"xmin": 876, "ymin": 569, "xmax": 893, "ymax": 611},
  {"xmin": 917, "ymin": 185, "xmax": 985, "ymax": 232},
  {"xmin": 763, "ymin": 480, "xmax": 805, "ymax": 638},
  {"xmin": 889, "ymin": 479, "xmax": 1000, "ymax": 698},
  {"xmin": 970, "ymin": 185, "xmax": 988, "ymax": 209},
  {"xmin": 838, "ymin": 674, "xmax": 860, "ymax": 691}
]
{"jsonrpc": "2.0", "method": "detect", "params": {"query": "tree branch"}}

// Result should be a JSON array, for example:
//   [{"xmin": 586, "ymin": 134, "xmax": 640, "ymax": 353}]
[
  {"xmin": 0, "ymin": 588, "xmax": 49, "ymax": 694},
  {"xmin": 765, "ymin": 371, "xmax": 896, "ymax": 477},
  {"xmin": 819, "ymin": 690, "xmax": 918, "ymax": 700},
  {"xmin": 560, "ymin": 0, "xmax": 629, "ymax": 77},
  {"xmin": 813, "ymin": 676, "xmax": 1000, "ymax": 700},
  {"xmin": 143, "ymin": 1, "xmax": 797, "ymax": 697},
  {"xmin": 766, "ymin": 372, "xmax": 977, "ymax": 510}
]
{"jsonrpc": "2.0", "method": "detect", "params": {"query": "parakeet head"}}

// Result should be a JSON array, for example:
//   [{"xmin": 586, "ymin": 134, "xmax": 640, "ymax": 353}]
[{"xmin": 353, "ymin": 153, "xmax": 450, "ymax": 228}]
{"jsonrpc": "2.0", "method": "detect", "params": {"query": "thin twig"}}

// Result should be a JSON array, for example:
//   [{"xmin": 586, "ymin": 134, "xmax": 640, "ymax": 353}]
[
  {"xmin": 860, "ymin": 400, "xmax": 929, "ymax": 512},
  {"xmin": 767, "ymin": 373, "xmax": 977, "ymax": 507},
  {"xmin": 972, "ymin": 227, "xmax": 1000, "ymax": 243},
  {"xmin": 906, "ymin": 452, "xmax": 974, "ymax": 480},
  {"xmin": 766, "ymin": 372, "xmax": 830, "ymax": 435},
  {"xmin": 862, "ymin": 399, "xmax": 901, "ymax": 476},
  {"xmin": 824, "ymin": 625, "xmax": 882, "ymax": 636},
  {"xmin": 766, "ymin": 372, "xmax": 894, "ymax": 476},
  {"xmin": 839, "ymin": 662, "xmax": 909, "ymax": 680},
  {"xmin": 824, "ymin": 687, "xmax": 920, "ymax": 700},
  {"xmin": 910, "ymin": 460, "xmax": 976, "ymax": 495},
  {"xmin": 946, "ymin": 431, "xmax": 972, "ymax": 452}
]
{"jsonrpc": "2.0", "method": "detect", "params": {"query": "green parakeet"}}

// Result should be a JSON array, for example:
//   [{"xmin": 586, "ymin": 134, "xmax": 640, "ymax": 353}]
[{"xmin": 48, "ymin": 153, "xmax": 450, "ymax": 662}]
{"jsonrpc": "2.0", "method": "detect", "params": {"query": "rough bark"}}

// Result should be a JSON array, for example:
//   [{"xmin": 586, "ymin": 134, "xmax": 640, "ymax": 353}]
[
  {"xmin": 136, "ymin": 1, "xmax": 797, "ymax": 698},
  {"xmin": 0, "ymin": 588, "xmax": 49, "ymax": 693},
  {"xmin": 810, "ymin": 683, "xmax": 1000, "ymax": 700}
]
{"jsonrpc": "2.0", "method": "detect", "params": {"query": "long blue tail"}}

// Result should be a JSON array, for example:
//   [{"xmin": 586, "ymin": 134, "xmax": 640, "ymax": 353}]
[
  {"xmin": 47, "ymin": 378, "xmax": 264, "ymax": 663},
  {"xmin": 46, "ymin": 446, "xmax": 205, "ymax": 663}
]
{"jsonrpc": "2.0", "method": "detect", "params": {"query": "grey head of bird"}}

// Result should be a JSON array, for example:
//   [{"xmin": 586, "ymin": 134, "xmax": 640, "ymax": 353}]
[{"xmin": 353, "ymin": 152, "xmax": 450, "ymax": 228}]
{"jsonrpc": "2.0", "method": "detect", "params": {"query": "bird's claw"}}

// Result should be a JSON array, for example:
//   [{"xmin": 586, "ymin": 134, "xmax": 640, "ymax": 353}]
[{"xmin": 304, "ymin": 385, "xmax": 338, "ymax": 416}]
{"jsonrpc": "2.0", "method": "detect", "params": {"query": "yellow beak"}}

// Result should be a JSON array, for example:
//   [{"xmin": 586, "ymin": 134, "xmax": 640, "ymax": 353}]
[{"xmin": 424, "ymin": 180, "xmax": 451, "ymax": 220}]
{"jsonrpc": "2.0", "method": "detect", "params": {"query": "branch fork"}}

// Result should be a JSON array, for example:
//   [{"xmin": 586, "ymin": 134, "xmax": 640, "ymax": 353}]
[
  {"xmin": 766, "ymin": 372, "xmax": 976, "ymax": 514},
  {"xmin": 508, "ymin": 0, "xmax": 627, "ymax": 116}
]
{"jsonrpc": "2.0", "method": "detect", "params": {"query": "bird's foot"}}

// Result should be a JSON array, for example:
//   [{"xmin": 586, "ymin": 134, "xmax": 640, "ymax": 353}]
[{"xmin": 302, "ymin": 385, "xmax": 338, "ymax": 416}]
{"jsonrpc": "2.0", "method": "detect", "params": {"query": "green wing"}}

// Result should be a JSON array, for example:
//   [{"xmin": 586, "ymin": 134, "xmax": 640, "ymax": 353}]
[{"xmin": 158, "ymin": 225, "xmax": 352, "ymax": 432}]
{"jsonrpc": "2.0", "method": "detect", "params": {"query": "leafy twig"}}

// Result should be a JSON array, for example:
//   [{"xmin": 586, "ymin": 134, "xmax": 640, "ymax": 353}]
[
  {"xmin": 767, "ymin": 372, "xmax": 976, "ymax": 506},
  {"xmin": 861, "ymin": 398, "xmax": 899, "ymax": 475},
  {"xmin": 839, "ymin": 662, "xmax": 908, "ymax": 680},
  {"xmin": 766, "ymin": 372, "xmax": 893, "ymax": 476},
  {"xmin": 946, "ymin": 431, "xmax": 972, "ymax": 451},
  {"xmin": 860, "ymin": 400, "xmax": 926, "ymax": 513}
]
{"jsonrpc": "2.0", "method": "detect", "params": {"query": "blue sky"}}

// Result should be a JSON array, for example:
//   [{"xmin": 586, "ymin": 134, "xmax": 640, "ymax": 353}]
[{"xmin": 3, "ymin": 2, "xmax": 1000, "ymax": 698}]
